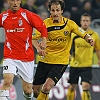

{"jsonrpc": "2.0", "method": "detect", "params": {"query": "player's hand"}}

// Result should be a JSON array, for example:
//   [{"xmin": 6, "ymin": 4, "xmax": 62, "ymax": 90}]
[
  {"xmin": 36, "ymin": 46, "xmax": 47, "ymax": 56},
  {"xmin": 84, "ymin": 34, "xmax": 94, "ymax": 46}
]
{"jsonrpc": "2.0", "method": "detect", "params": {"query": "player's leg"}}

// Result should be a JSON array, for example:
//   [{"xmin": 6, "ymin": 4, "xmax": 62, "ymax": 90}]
[
  {"xmin": 81, "ymin": 67, "xmax": 92, "ymax": 100},
  {"xmin": 67, "ymin": 67, "xmax": 79, "ymax": 100},
  {"xmin": 36, "ymin": 78, "xmax": 54, "ymax": 100},
  {"xmin": 34, "ymin": 62, "xmax": 68, "ymax": 100},
  {"xmin": 32, "ymin": 85, "xmax": 43, "ymax": 98},
  {"xmin": 16, "ymin": 60, "xmax": 34, "ymax": 100},
  {"xmin": 0, "ymin": 59, "xmax": 16, "ymax": 100},
  {"xmin": 33, "ymin": 61, "xmax": 50, "ymax": 100},
  {"xmin": 82, "ymin": 82, "xmax": 91, "ymax": 100},
  {"xmin": 67, "ymin": 84, "xmax": 76, "ymax": 100},
  {"xmin": 21, "ymin": 79, "xmax": 33, "ymax": 100}
]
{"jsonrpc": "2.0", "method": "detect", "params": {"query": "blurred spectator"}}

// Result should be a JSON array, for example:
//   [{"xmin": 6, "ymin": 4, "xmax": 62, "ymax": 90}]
[
  {"xmin": 38, "ymin": 11, "xmax": 49, "ymax": 20},
  {"xmin": 22, "ymin": 0, "xmax": 37, "ymax": 13},
  {"xmin": 91, "ymin": 0, "xmax": 99, "ymax": 10},
  {"xmin": 63, "ymin": 11, "xmax": 71, "ymax": 19},
  {"xmin": 1, "ymin": 1, "xmax": 9, "ymax": 12},
  {"xmin": 35, "ymin": 0, "xmax": 46, "ymax": 7},
  {"xmin": 79, "ymin": 0, "xmax": 98, "ymax": 21},
  {"xmin": 37, "ymin": 0, "xmax": 50, "ymax": 16},
  {"xmin": 64, "ymin": 0, "xmax": 79, "ymax": 11},
  {"xmin": 64, "ymin": 0, "xmax": 80, "ymax": 25}
]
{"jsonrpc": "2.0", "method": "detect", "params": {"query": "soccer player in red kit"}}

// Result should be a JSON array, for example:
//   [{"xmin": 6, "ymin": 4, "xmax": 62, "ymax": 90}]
[{"xmin": 0, "ymin": 0, "xmax": 47, "ymax": 100}]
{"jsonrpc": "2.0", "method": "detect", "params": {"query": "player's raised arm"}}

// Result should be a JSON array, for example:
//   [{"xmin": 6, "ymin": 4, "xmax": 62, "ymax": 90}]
[{"xmin": 71, "ymin": 20, "xmax": 94, "ymax": 46}]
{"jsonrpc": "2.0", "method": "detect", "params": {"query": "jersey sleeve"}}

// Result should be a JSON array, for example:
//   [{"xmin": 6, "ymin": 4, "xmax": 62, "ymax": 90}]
[
  {"xmin": 28, "ymin": 12, "xmax": 47, "ymax": 38},
  {"xmin": 71, "ymin": 20, "xmax": 87, "ymax": 38},
  {"xmin": 94, "ymin": 32, "xmax": 100, "ymax": 50}
]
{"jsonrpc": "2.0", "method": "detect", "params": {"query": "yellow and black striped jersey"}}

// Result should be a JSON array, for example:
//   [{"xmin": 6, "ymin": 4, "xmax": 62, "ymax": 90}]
[
  {"xmin": 32, "ymin": 16, "xmax": 88, "ymax": 64},
  {"xmin": 70, "ymin": 29, "xmax": 100, "ymax": 67}
]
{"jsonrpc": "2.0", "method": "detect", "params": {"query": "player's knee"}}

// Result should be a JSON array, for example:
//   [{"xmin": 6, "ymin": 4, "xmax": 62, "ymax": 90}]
[
  {"xmin": 82, "ymin": 82, "xmax": 90, "ymax": 90},
  {"xmin": 3, "ymin": 78, "xmax": 13, "ymax": 88},
  {"xmin": 69, "ymin": 84, "xmax": 76, "ymax": 91},
  {"xmin": 23, "ymin": 86, "xmax": 32, "ymax": 94},
  {"xmin": 3, "ymin": 74, "xmax": 14, "ymax": 88}
]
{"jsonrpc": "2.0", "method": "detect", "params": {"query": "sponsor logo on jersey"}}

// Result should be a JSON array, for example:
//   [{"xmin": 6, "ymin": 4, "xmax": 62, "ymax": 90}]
[
  {"xmin": 18, "ymin": 18, "xmax": 23, "ymax": 26},
  {"xmin": 64, "ymin": 31, "xmax": 69, "ymax": 36},
  {"xmin": 7, "ymin": 28, "xmax": 25, "ymax": 33},
  {"xmin": 48, "ymin": 37, "xmax": 67, "ymax": 42}
]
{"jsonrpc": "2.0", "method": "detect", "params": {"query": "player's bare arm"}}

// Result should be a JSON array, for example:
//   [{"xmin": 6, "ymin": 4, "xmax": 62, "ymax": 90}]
[
  {"xmin": 39, "ymin": 37, "xmax": 47, "ymax": 49},
  {"xmin": 32, "ymin": 39, "xmax": 47, "ymax": 56}
]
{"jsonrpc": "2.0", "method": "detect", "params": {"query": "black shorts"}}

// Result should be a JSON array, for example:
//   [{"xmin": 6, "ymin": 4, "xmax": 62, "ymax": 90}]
[
  {"xmin": 68, "ymin": 67, "xmax": 92, "ymax": 84},
  {"xmin": 33, "ymin": 61, "xmax": 68, "ymax": 85}
]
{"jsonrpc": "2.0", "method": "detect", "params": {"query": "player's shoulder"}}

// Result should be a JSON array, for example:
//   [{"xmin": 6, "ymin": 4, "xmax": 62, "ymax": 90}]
[
  {"xmin": 62, "ymin": 17, "xmax": 77, "ymax": 26},
  {"xmin": 21, "ymin": 8, "xmax": 41, "ymax": 19},
  {"xmin": 21, "ymin": 8, "xmax": 35, "ymax": 15},
  {"xmin": 44, "ymin": 18, "xmax": 51, "ymax": 22},
  {"xmin": 0, "ymin": 10, "xmax": 8, "ymax": 15},
  {"xmin": 68, "ymin": 19, "xmax": 76, "ymax": 24},
  {"xmin": 88, "ymin": 28, "xmax": 98, "ymax": 35}
]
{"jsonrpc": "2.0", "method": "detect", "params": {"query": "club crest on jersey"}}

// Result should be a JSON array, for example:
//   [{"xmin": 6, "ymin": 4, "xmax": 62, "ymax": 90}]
[
  {"xmin": 18, "ymin": 18, "xmax": 23, "ymax": 26},
  {"xmin": 64, "ymin": 31, "xmax": 69, "ymax": 36}
]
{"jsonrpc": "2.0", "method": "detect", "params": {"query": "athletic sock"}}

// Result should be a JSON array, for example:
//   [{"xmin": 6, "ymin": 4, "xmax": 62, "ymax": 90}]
[
  {"xmin": 23, "ymin": 92, "xmax": 33, "ymax": 100},
  {"xmin": 67, "ymin": 88, "xmax": 75, "ymax": 100},
  {"xmin": 0, "ymin": 90, "xmax": 9, "ymax": 100},
  {"xmin": 36, "ymin": 91, "xmax": 49, "ymax": 100},
  {"xmin": 82, "ymin": 90, "xmax": 91, "ymax": 100}
]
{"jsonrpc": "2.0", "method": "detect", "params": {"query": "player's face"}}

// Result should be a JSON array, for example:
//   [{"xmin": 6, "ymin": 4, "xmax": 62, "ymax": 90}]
[
  {"xmin": 80, "ymin": 16, "xmax": 91, "ymax": 30},
  {"xmin": 7, "ymin": 0, "xmax": 21, "ymax": 12},
  {"xmin": 50, "ymin": 4, "xmax": 63, "ymax": 22}
]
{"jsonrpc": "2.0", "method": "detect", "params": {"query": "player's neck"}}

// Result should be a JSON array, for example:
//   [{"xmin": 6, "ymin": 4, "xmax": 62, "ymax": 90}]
[
  {"xmin": 10, "ymin": 7, "xmax": 21, "ymax": 13},
  {"xmin": 53, "ymin": 16, "xmax": 62, "ymax": 23}
]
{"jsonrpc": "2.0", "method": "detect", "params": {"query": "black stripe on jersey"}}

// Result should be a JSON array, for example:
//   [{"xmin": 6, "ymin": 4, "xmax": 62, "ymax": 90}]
[
  {"xmin": 70, "ymin": 33, "xmax": 93, "ymax": 56},
  {"xmin": 47, "ymin": 19, "xmax": 68, "ymax": 32},
  {"xmin": 70, "ymin": 35, "xmax": 80, "ymax": 57}
]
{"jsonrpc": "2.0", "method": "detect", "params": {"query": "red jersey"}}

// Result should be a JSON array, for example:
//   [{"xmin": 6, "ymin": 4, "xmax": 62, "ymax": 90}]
[{"xmin": 0, "ymin": 8, "xmax": 47, "ymax": 61}]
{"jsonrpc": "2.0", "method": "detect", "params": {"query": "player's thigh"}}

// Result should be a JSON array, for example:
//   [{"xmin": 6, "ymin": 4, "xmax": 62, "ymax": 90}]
[
  {"xmin": 15, "ymin": 60, "xmax": 34, "ymax": 83},
  {"xmin": 3, "ymin": 59, "xmax": 17, "ymax": 83},
  {"xmin": 33, "ymin": 61, "xmax": 50, "ymax": 85},
  {"xmin": 3, "ymin": 58, "xmax": 18, "ymax": 75},
  {"xmin": 3, "ymin": 73, "xmax": 14, "ymax": 83},
  {"xmin": 68, "ymin": 67, "xmax": 80, "ymax": 84},
  {"xmin": 81, "ymin": 67, "xmax": 92, "ymax": 84},
  {"xmin": 47, "ymin": 64, "xmax": 68, "ymax": 85}
]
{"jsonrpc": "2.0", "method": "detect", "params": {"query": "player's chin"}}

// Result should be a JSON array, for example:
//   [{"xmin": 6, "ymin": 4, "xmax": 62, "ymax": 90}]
[{"xmin": 12, "ymin": 7, "xmax": 19, "ymax": 11}]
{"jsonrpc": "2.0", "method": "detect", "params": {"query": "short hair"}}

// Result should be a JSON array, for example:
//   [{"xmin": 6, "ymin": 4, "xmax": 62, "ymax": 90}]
[
  {"xmin": 80, "ymin": 13, "xmax": 91, "ymax": 21},
  {"xmin": 48, "ymin": 0, "xmax": 65, "ymax": 10}
]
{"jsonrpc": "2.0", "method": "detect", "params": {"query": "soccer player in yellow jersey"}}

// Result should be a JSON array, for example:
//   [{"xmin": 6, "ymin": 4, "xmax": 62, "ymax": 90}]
[
  {"xmin": 32, "ymin": 0, "xmax": 94, "ymax": 100},
  {"xmin": 67, "ymin": 13, "xmax": 100, "ymax": 100}
]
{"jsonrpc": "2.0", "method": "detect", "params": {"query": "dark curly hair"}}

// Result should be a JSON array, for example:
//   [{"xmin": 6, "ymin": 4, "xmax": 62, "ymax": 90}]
[{"xmin": 48, "ymin": 0, "xmax": 65, "ymax": 11}]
